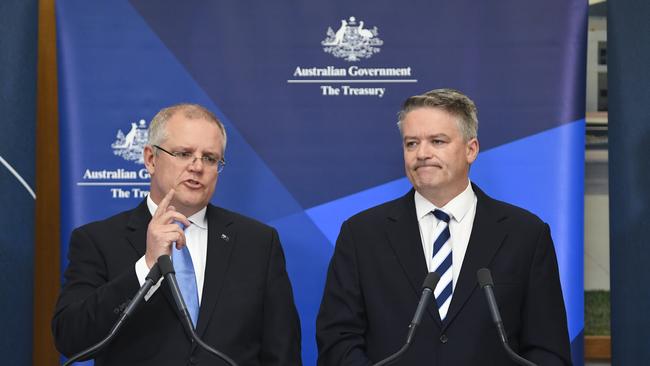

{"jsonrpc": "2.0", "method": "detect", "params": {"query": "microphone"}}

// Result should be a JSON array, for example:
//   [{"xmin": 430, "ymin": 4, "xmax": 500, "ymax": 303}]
[
  {"xmin": 157, "ymin": 255, "xmax": 239, "ymax": 366},
  {"xmin": 373, "ymin": 272, "xmax": 440, "ymax": 366},
  {"xmin": 477, "ymin": 268, "xmax": 537, "ymax": 366},
  {"xmin": 62, "ymin": 263, "xmax": 163, "ymax": 366}
]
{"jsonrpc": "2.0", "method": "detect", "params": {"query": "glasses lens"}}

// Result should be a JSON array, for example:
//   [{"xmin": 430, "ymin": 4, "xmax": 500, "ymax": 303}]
[{"xmin": 201, "ymin": 156, "xmax": 218, "ymax": 166}]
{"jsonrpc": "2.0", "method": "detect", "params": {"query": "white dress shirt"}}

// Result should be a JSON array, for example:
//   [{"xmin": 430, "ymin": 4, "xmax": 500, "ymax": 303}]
[
  {"xmin": 135, "ymin": 195, "xmax": 208, "ymax": 303},
  {"xmin": 414, "ymin": 181, "xmax": 477, "ymax": 291}
]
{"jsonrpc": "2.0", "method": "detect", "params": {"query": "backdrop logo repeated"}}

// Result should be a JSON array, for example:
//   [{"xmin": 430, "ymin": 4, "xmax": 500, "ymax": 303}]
[
  {"xmin": 289, "ymin": 16, "xmax": 418, "ymax": 99},
  {"xmin": 111, "ymin": 119, "xmax": 148, "ymax": 164},
  {"xmin": 321, "ymin": 16, "xmax": 383, "ymax": 62},
  {"xmin": 57, "ymin": 1, "xmax": 587, "ymax": 363},
  {"xmin": 77, "ymin": 119, "xmax": 151, "ymax": 200}
]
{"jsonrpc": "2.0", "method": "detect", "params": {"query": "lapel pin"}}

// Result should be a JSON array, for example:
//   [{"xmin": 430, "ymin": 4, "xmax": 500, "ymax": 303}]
[{"xmin": 220, "ymin": 233, "xmax": 230, "ymax": 242}]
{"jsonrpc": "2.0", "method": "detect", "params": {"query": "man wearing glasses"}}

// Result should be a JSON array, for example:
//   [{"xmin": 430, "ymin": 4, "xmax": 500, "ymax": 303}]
[{"xmin": 53, "ymin": 104, "xmax": 302, "ymax": 365}]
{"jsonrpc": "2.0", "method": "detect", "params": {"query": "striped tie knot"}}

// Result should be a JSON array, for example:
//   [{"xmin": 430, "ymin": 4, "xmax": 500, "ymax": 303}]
[{"xmin": 432, "ymin": 209, "xmax": 450, "ymax": 223}]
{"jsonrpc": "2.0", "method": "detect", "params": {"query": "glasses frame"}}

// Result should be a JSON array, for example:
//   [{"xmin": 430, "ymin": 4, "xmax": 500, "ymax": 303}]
[{"xmin": 152, "ymin": 144, "xmax": 226, "ymax": 173}]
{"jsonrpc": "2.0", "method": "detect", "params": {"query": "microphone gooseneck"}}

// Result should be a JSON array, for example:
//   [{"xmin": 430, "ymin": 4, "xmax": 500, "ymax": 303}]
[
  {"xmin": 477, "ymin": 268, "xmax": 537, "ymax": 366},
  {"xmin": 373, "ymin": 272, "xmax": 440, "ymax": 366},
  {"xmin": 62, "ymin": 263, "xmax": 163, "ymax": 366},
  {"xmin": 157, "ymin": 255, "xmax": 239, "ymax": 366},
  {"xmin": 406, "ymin": 272, "xmax": 440, "ymax": 344}
]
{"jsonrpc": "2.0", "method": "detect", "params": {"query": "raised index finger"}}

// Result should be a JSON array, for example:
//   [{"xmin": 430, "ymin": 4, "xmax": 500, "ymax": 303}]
[{"xmin": 153, "ymin": 189, "xmax": 175, "ymax": 218}]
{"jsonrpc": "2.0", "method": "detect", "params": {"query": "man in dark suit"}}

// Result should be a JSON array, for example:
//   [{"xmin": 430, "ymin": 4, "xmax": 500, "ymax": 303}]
[
  {"xmin": 316, "ymin": 89, "xmax": 571, "ymax": 365},
  {"xmin": 52, "ymin": 104, "xmax": 302, "ymax": 365}
]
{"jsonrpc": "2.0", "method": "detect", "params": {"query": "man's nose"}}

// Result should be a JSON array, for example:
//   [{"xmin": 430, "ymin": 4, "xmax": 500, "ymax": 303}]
[
  {"xmin": 187, "ymin": 156, "xmax": 204, "ymax": 171},
  {"xmin": 416, "ymin": 142, "xmax": 433, "ymax": 159}
]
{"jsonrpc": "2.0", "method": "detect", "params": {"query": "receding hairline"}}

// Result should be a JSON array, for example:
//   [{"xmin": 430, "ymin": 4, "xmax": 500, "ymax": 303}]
[{"xmin": 147, "ymin": 103, "xmax": 228, "ymax": 154}]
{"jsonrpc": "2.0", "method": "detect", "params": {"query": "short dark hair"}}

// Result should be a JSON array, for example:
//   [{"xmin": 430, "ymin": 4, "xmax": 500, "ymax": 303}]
[{"xmin": 397, "ymin": 88, "xmax": 478, "ymax": 141}]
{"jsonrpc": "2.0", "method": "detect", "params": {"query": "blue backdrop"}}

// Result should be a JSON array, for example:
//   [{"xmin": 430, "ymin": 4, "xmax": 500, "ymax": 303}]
[{"xmin": 56, "ymin": 1, "xmax": 586, "ymax": 364}]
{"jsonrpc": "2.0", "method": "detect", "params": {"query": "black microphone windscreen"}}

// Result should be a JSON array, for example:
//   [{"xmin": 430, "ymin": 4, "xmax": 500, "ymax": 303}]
[
  {"xmin": 145, "ymin": 263, "xmax": 162, "ymax": 282},
  {"xmin": 477, "ymin": 268, "xmax": 494, "ymax": 288},
  {"xmin": 422, "ymin": 272, "xmax": 440, "ymax": 291},
  {"xmin": 157, "ymin": 255, "xmax": 175, "ymax": 275}
]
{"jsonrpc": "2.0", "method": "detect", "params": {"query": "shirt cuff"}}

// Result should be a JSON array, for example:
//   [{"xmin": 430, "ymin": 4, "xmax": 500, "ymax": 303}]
[{"xmin": 135, "ymin": 255, "xmax": 163, "ymax": 301}]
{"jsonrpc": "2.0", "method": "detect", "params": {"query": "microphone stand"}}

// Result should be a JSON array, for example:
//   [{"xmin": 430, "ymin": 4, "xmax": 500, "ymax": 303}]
[
  {"xmin": 373, "ymin": 272, "xmax": 440, "ymax": 366},
  {"xmin": 477, "ymin": 268, "xmax": 537, "ymax": 366},
  {"xmin": 157, "ymin": 255, "xmax": 239, "ymax": 366},
  {"xmin": 62, "ymin": 264, "xmax": 162, "ymax": 365}
]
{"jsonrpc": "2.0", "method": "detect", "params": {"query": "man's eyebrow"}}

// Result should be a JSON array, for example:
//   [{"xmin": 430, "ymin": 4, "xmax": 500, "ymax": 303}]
[
  {"xmin": 403, "ymin": 133, "xmax": 449, "ymax": 140},
  {"xmin": 429, "ymin": 133, "xmax": 450, "ymax": 139}
]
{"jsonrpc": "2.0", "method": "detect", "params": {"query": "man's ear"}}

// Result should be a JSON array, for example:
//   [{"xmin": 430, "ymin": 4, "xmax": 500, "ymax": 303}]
[
  {"xmin": 466, "ymin": 138, "xmax": 479, "ymax": 164},
  {"xmin": 143, "ymin": 145, "xmax": 156, "ymax": 175}
]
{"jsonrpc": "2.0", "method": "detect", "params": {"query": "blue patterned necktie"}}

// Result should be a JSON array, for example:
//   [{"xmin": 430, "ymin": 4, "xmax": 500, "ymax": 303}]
[
  {"xmin": 172, "ymin": 222, "xmax": 199, "ymax": 328},
  {"xmin": 431, "ymin": 209, "xmax": 453, "ymax": 321}
]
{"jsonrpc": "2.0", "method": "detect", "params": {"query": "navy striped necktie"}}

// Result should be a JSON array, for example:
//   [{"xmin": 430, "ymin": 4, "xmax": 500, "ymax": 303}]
[{"xmin": 431, "ymin": 209, "xmax": 453, "ymax": 321}]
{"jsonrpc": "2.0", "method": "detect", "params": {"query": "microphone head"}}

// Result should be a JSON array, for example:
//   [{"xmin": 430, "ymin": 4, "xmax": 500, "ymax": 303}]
[
  {"xmin": 422, "ymin": 272, "xmax": 440, "ymax": 291},
  {"xmin": 157, "ymin": 255, "xmax": 175, "ymax": 275},
  {"xmin": 145, "ymin": 263, "xmax": 162, "ymax": 282},
  {"xmin": 477, "ymin": 268, "xmax": 494, "ymax": 288}
]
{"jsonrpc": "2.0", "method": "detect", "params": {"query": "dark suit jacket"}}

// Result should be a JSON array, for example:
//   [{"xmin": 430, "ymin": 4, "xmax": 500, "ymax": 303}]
[
  {"xmin": 52, "ymin": 200, "xmax": 302, "ymax": 366},
  {"xmin": 316, "ymin": 185, "xmax": 571, "ymax": 365}
]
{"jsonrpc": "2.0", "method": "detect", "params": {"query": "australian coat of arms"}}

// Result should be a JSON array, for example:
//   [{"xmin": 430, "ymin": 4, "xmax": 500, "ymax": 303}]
[
  {"xmin": 322, "ymin": 16, "xmax": 383, "ymax": 62},
  {"xmin": 111, "ymin": 119, "xmax": 148, "ymax": 164}
]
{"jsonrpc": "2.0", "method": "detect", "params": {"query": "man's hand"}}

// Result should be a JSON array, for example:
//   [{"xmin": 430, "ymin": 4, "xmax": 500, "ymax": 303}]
[{"xmin": 145, "ymin": 189, "xmax": 192, "ymax": 268}]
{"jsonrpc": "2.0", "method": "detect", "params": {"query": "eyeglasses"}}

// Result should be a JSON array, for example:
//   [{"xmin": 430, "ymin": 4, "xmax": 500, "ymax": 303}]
[{"xmin": 153, "ymin": 145, "xmax": 226, "ymax": 173}]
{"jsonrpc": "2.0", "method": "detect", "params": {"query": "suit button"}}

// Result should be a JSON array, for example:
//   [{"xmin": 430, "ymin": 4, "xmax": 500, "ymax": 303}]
[
  {"xmin": 439, "ymin": 334, "xmax": 448, "ymax": 343},
  {"xmin": 188, "ymin": 356, "xmax": 198, "ymax": 365}
]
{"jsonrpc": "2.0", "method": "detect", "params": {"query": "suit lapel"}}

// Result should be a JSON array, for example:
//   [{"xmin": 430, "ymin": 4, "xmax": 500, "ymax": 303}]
[
  {"xmin": 442, "ymin": 185, "xmax": 507, "ymax": 330},
  {"xmin": 125, "ymin": 200, "xmax": 151, "ymax": 259},
  {"xmin": 385, "ymin": 190, "xmax": 440, "ymax": 325},
  {"xmin": 196, "ymin": 205, "xmax": 235, "ymax": 337}
]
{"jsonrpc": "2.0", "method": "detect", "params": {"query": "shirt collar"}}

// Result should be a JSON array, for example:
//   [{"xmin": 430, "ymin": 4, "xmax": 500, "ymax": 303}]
[
  {"xmin": 146, "ymin": 195, "xmax": 208, "ymax": 229},
  {"xmin": 414, "ymin": 181, "xmax": 476, "ymax": 223}
]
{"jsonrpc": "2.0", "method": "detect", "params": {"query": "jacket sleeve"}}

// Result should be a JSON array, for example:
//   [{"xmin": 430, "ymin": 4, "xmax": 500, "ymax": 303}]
[
  {"xmin": 51, "ymin": 226, "xmax": 140, "ymax": 358},
  {"xmin": 316, "ymin": 220, "xmax": 373, "ymax": 366}
]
